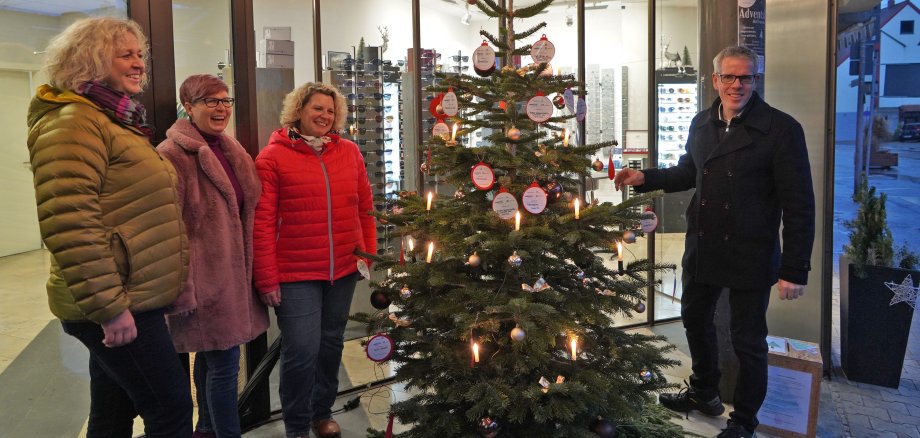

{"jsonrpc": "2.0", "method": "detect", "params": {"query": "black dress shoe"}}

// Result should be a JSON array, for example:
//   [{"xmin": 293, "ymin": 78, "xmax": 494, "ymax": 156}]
[{"xmin": 716, "ymin": 419, "xmax": 757, "ymax": 438}]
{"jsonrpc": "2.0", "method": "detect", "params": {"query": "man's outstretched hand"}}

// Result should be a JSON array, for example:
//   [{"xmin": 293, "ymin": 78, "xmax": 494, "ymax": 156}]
[{"xmin": 613, "ymin": 167, "xmax": 645, "ymax": 191}]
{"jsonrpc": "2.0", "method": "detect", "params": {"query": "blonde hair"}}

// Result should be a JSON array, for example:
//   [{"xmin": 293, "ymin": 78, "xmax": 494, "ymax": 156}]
[
  {"xmin": 41, "ymin": 17, "xmax": 149, "ymax": 93},
  {"xmin": 280, "ymin": 82, "xmax": 347, "ymax": 133}
]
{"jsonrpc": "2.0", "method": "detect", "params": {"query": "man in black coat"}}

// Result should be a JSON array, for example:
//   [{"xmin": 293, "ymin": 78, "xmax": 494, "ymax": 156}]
[{"xmin": 614, "ymin": 45, "xmax": 815, "ymax": 438}]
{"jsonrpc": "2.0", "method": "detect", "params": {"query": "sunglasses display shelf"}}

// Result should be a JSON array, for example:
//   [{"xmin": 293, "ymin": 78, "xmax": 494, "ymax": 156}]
[
  {"xmin": 654, "ymin": 68, "xmax": 698, "ymax": 169},
  {"xmin": 324, "ymin": 54, "xmax": 397, "ymax": 255}
]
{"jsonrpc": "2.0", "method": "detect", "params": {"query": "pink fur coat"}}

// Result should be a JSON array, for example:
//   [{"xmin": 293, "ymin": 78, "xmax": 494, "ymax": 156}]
[{"xmin": 158, "ymin": 118, "xmax": 268, "ymax": 353}]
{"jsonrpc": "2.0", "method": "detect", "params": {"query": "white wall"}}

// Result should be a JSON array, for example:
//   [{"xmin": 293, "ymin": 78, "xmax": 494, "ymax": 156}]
[
  {"xmin": 879, "ymin": 4, "xmax": 920, "ymax": 108},
  {"xmin": 252, "ymin": 0, "xmax": 316, "ymax": 86}
]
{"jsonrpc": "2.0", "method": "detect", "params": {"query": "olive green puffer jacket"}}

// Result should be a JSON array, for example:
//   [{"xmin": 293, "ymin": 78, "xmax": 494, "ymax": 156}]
[{"xmin": 26, "ymin": 84, "xmax": 188, "ymax": 324}]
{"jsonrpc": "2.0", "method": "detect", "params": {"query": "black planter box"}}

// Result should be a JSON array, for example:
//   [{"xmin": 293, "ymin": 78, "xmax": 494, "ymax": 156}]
[{"xmin": 840, "ymin": 256, "xmax": 918, "ymax": 388}]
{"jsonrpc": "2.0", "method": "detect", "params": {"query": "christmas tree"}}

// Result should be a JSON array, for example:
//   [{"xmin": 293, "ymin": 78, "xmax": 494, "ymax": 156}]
[{"xmin": 356, "ymin": 1, "xmax": 686, "ymax": 436}]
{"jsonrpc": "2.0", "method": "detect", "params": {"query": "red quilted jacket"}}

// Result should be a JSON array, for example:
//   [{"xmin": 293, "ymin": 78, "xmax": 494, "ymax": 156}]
[{"xmin": 252, "ymin": 129, "xmax": 376, "ymax": 293}]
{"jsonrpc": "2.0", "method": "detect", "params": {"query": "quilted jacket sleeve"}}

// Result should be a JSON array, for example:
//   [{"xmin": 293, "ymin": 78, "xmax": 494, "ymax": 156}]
[
  {"xmin": 354, "ymin": 145, "xmax": 377, "ymax": 261},
  {"xmin": 253, "ymin": 151, "xmax": 281, "ymax": 293},
  {"xmin": 29, "ymin": 110, "xmax": 128, "ymax": 323}
]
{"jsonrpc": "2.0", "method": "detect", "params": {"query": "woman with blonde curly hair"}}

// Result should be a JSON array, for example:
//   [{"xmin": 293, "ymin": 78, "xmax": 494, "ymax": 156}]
[
  {"xmin": 26, "ymin": 16, "xmax": 191, "ymax": 437},
  {"xmin": 252, "ymin": 82, "xmax": 376, "ymax": 438}
]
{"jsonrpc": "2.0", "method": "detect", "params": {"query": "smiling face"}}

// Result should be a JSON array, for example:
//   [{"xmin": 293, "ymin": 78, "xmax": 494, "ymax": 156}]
[
  {"xmin": 712, "ymin": 55, "xmax": 756, "ymax": 120},
  {"xmin": 298, "ymin": 93, "xmax": 336, "ymax": 137},
  {"xmin": 104, "ymin": 31, "xmax": 144, "ymax": 95},
  {"xmin": 184, "ymin": 90, "xmax": 231, "ymax": 136}
]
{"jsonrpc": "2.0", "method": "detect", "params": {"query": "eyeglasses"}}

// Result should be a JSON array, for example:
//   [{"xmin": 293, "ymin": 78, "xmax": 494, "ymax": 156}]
[
  {"xmin": 716, "ymin": 74, "xmax": 758, "ymax": 85},
  {"xmin": 449, "ymin": 55, "xmax": 469, "ymax": 62},
  {"xmin": 196, "ymin": 97, "xmax": 235, "ymax": 108}
]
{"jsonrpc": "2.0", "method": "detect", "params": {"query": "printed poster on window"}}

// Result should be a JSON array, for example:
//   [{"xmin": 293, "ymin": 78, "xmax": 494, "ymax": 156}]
[{"xmin": 738, "ymin": 0, "xmax": 765, "ymax": 74}]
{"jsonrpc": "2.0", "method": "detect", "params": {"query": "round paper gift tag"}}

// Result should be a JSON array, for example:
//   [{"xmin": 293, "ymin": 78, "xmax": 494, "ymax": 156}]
[
  {"xmin": 473, "ymin": 42, "xmax": 497, "ymax": 77},
  {"xmin": 640, "ymin": 208, "xmax": 659, "ymax": 233},
  {"xmin": 530, "ymin": 34, "xmax": 555, "ymax": 64},
  {"xmin": 441, "ymin": 88, "xmax": 459, "ymax": 117},
  {"xmin": 521, "ymin": 182, "xmax": 548, "ymax": 214},
  {"xmin": 432, "ymin": 120, "xmax": 450, "ymax": 140},
  {"xmin": 365, "ymin": 333, "xmax": 394, "ymax": 363},
  {"xmin": 492, "ymin": 189, "xmax": 519, "ymax": 220},
  {"xmin": 526, "ymin": 94, "xmax": 554, "ymax": 123},
  {"xmin": 470, "ymin": 162, "xmax": 495, "ymax": 190}
]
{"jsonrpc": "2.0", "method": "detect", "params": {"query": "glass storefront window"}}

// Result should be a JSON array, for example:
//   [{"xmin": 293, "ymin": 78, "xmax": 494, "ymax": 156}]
[
  {"xmin": 653, "ymin": 0, "xmax": 700, "ymax": 321},
  {"xmin": 0, "ymin": 2, "xmax": 127, "ymax": 258}
]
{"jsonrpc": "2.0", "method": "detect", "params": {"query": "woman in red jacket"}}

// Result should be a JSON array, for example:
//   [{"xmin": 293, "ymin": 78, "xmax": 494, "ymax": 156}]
[{"xmin": 253, "ymin": 82, "xmax": 376, "ymax": 438}]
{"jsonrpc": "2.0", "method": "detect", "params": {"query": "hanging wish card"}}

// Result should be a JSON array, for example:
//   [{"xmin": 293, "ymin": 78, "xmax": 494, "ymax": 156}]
[
  {"xmin": 365, "ymin": 333, "xmax": 395, "ymax": 363},
  {"xmin": 473, "ymin": 41, "xmax": 497, "ymax": 77},
  {"xmin": 530, "ymin": 34, "xmax": 555, "ymax": 64},
  {"xmin": 441, "ymin": 87, "xmax": 459, "ymax": 117},
  {"xmin": 471, "ymin": 162, "xmax": 495, "ymax": 190},
  {"xmin": 492, "ymin": 188, "xmax": 519, "ymax": 220},
  {"xmin": 521, "ymin": 181, "xmax": 548, "ymax": 214},
  {"xmin": 576, "ymin": 98, "xmax": 587, "ymax": 122},
  {"xmin": 640, "ymin": 207, "xmax": 659, "ymax": 233},
  {"xmin": 526, "ymin": 93, "xmax": 554, "ymax": 123},
  {"xmin": 432, "ymin": 120, "xmax": 450, "ymax": 140},
  {"xmin": 563, "ymin": 88, "xmax": 575, "ymax": 112}
]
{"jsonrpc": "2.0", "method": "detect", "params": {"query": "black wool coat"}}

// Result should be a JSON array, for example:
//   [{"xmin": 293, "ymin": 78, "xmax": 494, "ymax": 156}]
[{"xmin": 638, "ymin": 92, "xmax": 815, "ymax": 290}]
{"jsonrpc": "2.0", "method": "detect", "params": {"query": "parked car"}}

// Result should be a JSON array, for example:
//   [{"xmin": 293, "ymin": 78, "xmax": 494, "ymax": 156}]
[{"xmin": 901, "ymin": 122, "xmax": 920, "ymax": 142}]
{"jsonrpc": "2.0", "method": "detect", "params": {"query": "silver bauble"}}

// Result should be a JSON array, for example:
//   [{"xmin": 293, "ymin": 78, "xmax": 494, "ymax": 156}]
[
  {"xmin": 507, "ymin": 251, "xmax": 522, "ymax": 267},
  {"xmin": 623, "ymin": 230, "xmax": 637, "ymax": 244},
  {"xmin": 400, "ymin": 286, "xmax": 412, "ymax": 300},
  {"xmin": 510, "ymin": 327, "xmax": 526, "ymax": 342}
]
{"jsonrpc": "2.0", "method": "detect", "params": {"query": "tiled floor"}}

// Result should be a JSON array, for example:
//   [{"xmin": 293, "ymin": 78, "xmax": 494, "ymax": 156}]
[{"xmin": 0, "ymin": 247, "xmax": 916, "ymax": 437}]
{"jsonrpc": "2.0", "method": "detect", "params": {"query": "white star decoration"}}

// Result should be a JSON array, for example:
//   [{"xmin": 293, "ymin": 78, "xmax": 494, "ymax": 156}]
[{"xmin": 884, "ymin": 274, "xmax": 920, "ymax": 309}]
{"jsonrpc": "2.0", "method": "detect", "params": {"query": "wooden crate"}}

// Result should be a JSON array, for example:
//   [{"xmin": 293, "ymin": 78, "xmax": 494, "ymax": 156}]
[{"xmin": 757, "ymin": 337, "xmax": 823, "ymax": 438}]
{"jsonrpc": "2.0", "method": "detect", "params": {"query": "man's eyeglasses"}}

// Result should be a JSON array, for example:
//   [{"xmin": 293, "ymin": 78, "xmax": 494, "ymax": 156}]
[
  {"xmin": 716, "ymin": 74, "xmax": 758, "ymax": 85},
  {"xmin": 196, "ymin": 97, "xmax": 235, "ymax": 108}
]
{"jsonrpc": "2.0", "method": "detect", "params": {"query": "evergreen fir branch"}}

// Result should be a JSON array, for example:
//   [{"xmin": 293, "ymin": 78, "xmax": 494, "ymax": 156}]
[
  {"xmin": 479, "ymin": 30, "xmax": 504, "ymax": 49},
  {"xmin": 477, "ymin": 0, "xmax": 506, "ymax": 18},
  {"xmin": 512, "ymin": 22, "xmax": 547, "ymax": 40},
  {"xmin": 511, "ymin": 0, "xmax": 555, "ymax": 19}
]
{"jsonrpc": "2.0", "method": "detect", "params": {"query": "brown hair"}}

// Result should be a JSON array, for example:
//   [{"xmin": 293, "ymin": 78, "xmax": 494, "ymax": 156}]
[{"xmin": 179, "ymin": 74, "xmax": 230, "ymax": 105}]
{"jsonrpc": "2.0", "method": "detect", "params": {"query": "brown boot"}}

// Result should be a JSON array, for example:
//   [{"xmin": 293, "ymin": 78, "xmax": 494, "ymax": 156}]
[{"xmin": 312, "ymin": 418, "xmax": 342, "ymax": 438}]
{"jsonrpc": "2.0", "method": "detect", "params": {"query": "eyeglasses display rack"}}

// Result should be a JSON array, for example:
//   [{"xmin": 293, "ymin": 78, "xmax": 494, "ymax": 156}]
[
  {"xmin": 324, "ymin": 46, "xmax": 396, "ymax": 255},
  {"xmin": 654, "ymin": 67, "xmax": 697, "ymax": 233}
]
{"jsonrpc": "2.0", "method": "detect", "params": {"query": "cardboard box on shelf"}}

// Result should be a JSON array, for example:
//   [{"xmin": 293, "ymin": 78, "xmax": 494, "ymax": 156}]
[
  {"xmin": 259, "ymin": 39, "xmax": 295, "ymax": 56},
  {"xmin": 263, "ymin": 26, "xmax": 291, "ymax": 41},
  {"xmin": 263, "ymin": 53, "xmax": 294, "ymax": 69}
]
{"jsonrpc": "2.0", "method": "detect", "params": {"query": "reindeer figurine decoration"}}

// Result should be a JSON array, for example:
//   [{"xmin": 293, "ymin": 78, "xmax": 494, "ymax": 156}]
[{"xmin": 661, "ymin": 37, "xmax": 684, "ymax": 73}]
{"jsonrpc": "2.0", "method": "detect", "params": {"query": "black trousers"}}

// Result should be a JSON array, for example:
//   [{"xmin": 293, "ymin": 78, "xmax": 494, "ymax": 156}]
[{"xmin": 681, "ymin": 278, "xmax": 771, "ymax": 431}]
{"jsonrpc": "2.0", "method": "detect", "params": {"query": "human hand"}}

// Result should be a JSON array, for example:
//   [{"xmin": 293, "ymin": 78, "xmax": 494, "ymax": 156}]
[
  {"xmin": 613, "ymin": 168, "xmax": 645, "ymax": 191},
  {"xmin": 778, "ymin": 279, "xmax": 805, "ymax": 300},
  {"xmin": 101, "ymin": 309, "xmax": 137, "ymax": 347},
  {"xmin": 260, "ymin": 289, "xmax": 281, "ymax": 307}
]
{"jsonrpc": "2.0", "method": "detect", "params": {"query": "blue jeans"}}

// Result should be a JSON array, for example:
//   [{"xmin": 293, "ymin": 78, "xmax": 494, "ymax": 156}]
[
  {"xmin": 61, "ymin": 309, "xmax": 193, "ymax": 438},
  {"xmin": 275, "ymin": 273, "xmax": 358, "ymax": 437},
  {"xmin": 194, "ymin": 346, "xmax": 241, "ymax": 437}
]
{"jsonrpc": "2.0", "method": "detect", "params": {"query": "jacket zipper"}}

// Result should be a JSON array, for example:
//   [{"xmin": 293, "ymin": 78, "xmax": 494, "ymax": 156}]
[{"xmin": 315, "ymin": 150, "xmax": 335, "ymax": 283}]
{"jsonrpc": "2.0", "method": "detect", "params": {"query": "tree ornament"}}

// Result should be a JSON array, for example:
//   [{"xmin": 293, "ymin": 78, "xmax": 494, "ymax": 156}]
[
  {"xmin": 530, "ymin": 34, "xmax": 556, "ymax": 63},
  {"xmin": 477, "ymin": 417, "xmax": 500, "ymax": 438},
  {"xmin": 432, "ymin": 120, "xmax": 451, "ymax": 140},
  {"xmin": 622, "ymin": 230, "xmax": 637, "ymax": 244},
  {"xmin": 468, "ymin": 251, "xmax": 481, "ymax": 267},
  {"xmin": 544, "ymin": 180, "xmax": 563, "ymax": 203},
  {"xmin": 608, "ymin": 154, "xmax": 616, "ymax": 180},
  {"xmin": 508, "ymin": 251, "xmax": 523, "ymax": 267},
  {"xmin": 492, "ymin": 188, "xmax": 518, "ymax": 220},
  {"xmin": 471, "ymin": 162, "xmax": 495, "ymax": 190},
  {"xmin": 575, "ymin": 269, "xmax": 585, "ymax": 279},
  {"xmin": 370, "ymin": 290, "xmax": 391, "ymax": 310},
  {"xmin": 365, "ymin": 333, "xmax": 395, "ymax": 363},
  {"xmin": 634, "ymin": 302, "xmax": 646, "ymax": 313},
  {"xmin": 441, "ymin": 87, "xmax": 459, "ymax": 117},
  {"xmin": 498, "ymin": 100, "xmax": 507, "ymax": 110},
  {"xmin": 526, "ymin": 93, "xmax": 554, "ymax": 123},
  {"xmin": 639, "ymin": 368, "xmax": 653, "ymax": 382},
  {"xmin": 576, "ymin": 98, "xmax": 588, "ymax": 122},
  {"xmin": 400, "ymin": 286, "xmax": 413, "ymax": 300},
  {"xmin": 522, "ymin": 181, "xmax": 548, "ymax": 214},
  {"xmin": 563, "ymin": 88, "xmax": 575, "ymax": 111},
  {"xmin": 454, "ymin": 188, "xmax": 467, "ymax": 199},
  {"xmin": 420, "ymin": 160, "xmax": 430, "ymax": 174},
  {"xmin": 640, "ymin": 207, "xmax": 659, "ymax": 233},
  {"xmin": 591, "ymin": 157, "xmax": 605, "ymax": 172},
  {"xmin": 590, "ymin": 416, "xmax": 618, "ymax": 438},
  {"xmin": 522, "ymin": 277, "xmax": 549, "ymax": 293},
  {"xmin": 885, "ymin": 274, "xmax": 920, "ymax": 309},
  {"xmin": 510, "ymin": 326, "xmax": 526, "ymax": 342},
  {"xmin": 473, "ymin": 41, "xmax": 497, "ymax": 77},
  {"xmin": 538, "ymin": 62, "xmax": 554, "ymax": 77},
  {"xmin": 507, "ymin": 125, "xmax": 522, "ymax": 141},
  {"xmin": 552, "ymin": 94, "xmax": 566, "ymax": 109}
]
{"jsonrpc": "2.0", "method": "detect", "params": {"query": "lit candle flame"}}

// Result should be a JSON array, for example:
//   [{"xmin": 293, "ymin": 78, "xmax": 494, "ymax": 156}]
[
  {"xmin": 426, "ymin": 242, "xmax": 434, "ymax": 263},
  {"xmin": 570, "ymin": 337, "xmax": 577, "ymax": 361},
  {"xmin": 617, "ymin": 241, "xmax": 623, "ymax": 261},
  {"xmin": 473, "ymin": 342, "xmax": 480, "ymax": 363},
  {"xmin": 426, "ymin": 191, "xmax": 433, "ymax": 211},
  {"xmin": 563, "ymin": 128, "xmax": 569, "ymax": 147},
  {"xmin": 451, "ymin": 123, "xmax": 458, "ymax": 142},
  {"xmin": 407, "ymin": 236, "xmax": 415, "ymax": 252},
  {"xmin": 514, "ymin": 211, "xmax": 521, "ymax": 231},
  {"xmin": 574, "ymin": 198, "xmax": 580, "ymax": 219}
]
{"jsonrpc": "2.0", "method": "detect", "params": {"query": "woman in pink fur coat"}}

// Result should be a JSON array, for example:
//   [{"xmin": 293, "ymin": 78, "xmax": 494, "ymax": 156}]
[{"xmin": 158, "ymin": 74, "xmax": 269, "ymax": 438}]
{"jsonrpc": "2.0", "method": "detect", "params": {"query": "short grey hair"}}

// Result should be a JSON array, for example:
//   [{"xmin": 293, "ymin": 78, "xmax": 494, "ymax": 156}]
[{"xmin": 712, "ymin": 45, "xmax": 759, "ymax": 74}]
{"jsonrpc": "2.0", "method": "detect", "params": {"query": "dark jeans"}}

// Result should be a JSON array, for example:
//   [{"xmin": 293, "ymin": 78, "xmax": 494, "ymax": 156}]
[
  {"xmin": 275, "ymin": 273, "xmax": 358, "ymax": 437},
  {"xmin": 681, "ymin": 278, "xmax": 770, "ymax": 431},
  {"xmin": 194, "ymin": 346, "xmax": 241, "ymax": 437},
  {"xmin": 61, "ymin": 309, "xmax": 193, "ymax": 438}
]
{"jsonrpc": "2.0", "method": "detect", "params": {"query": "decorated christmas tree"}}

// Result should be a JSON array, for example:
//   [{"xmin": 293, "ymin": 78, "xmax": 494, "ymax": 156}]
[{"xmin": 355, "ymin": 1, "xmax": 686, "ymax": 436}]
